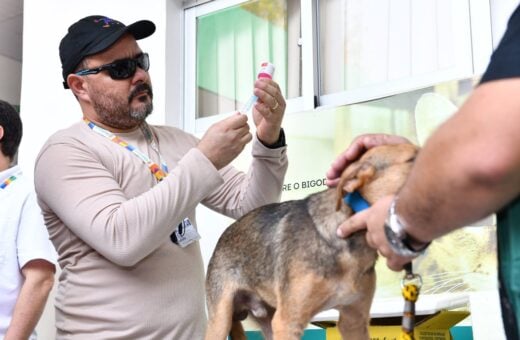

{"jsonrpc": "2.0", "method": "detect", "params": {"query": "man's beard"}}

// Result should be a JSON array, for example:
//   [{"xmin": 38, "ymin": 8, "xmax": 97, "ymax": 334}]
[{"xmin": 91, "ymin": 83, "xmax": 154, "ymax": 130}]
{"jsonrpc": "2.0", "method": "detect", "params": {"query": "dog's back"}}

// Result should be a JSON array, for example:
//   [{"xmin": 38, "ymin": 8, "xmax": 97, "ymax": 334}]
[{"xmin": 205, "ymin": 143, "xmax": 419, "ymax": 340}]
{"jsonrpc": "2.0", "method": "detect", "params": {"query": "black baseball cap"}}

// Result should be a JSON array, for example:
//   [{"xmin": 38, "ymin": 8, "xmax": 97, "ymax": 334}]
[{"xmin": 59, "ymin": 15, "xmax": 156, "ymax": 89}]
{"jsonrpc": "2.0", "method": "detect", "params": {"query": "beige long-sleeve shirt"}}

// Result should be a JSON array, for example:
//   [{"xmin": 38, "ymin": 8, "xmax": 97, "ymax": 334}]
[{"xmin": 34, "ymin": 121, "xmax": 287, "ymax": 339}]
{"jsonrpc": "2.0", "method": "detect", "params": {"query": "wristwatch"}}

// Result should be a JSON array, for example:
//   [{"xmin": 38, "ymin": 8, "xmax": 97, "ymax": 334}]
[{"xmin": 384, "ymin": 198, "xmax": 430, "ymax": 257}]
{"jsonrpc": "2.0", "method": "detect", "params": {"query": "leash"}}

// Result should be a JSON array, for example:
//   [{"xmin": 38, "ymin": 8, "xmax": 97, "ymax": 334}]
[
  {"xmin": 400, "ymin": 262, "xmax": 422, "ymax": 340},
  {"xmin": 343, "ymin": 192, "xmax": 422, "ymax": 339}
]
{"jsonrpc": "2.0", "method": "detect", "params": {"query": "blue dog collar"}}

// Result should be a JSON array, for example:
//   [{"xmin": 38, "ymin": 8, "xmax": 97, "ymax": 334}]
[{"xmin": 343, "ymin": 191, "xmax": 370, "ymax": 212}]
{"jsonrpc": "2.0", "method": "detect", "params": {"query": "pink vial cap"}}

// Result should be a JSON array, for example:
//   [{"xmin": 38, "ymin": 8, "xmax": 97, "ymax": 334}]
[{"xmin": 257, "ymin": 62, "xmax": 275, "ymax": 79}]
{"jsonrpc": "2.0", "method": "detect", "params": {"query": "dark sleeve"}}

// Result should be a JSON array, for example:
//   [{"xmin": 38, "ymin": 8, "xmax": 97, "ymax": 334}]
[{"xmin": 480, "ymin": 5, "xmax": 520, "ymax": 84}]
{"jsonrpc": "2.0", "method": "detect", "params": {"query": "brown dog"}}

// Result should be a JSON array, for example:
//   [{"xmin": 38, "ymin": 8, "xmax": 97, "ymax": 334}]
[{"xmin": 205, "ymin": 143, "xmax": 418, "ymax": 340}]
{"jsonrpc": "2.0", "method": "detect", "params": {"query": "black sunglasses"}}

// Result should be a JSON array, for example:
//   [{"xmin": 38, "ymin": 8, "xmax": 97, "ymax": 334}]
[{"xmin": 75, "ymin": 52, "xmax": 150, "ymax": 81}]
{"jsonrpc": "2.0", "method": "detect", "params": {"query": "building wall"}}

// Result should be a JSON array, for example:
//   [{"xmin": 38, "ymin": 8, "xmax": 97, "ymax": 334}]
[
  {"xmin": 0, "ymin": 55, "xmax": 22, "ymax": 105},
  {"xmin": 491, "ymin": 0, "xmax": 520, "ymax": 47}
]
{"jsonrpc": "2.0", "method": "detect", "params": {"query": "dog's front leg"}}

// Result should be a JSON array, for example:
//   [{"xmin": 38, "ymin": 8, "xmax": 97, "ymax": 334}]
[
  {"xmin": 336, "ymin": 303, "xmax": 371, "ymax": 340},
  {"xmin": 336, "ymin": 272, "xmax": 375, "ymax": 340}
]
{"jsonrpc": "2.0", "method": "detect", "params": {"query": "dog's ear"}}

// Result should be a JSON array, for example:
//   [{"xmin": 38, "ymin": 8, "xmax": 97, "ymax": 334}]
[{"xmin": 335, "ymin": 162, "xmax": 376, "ymax": 211}]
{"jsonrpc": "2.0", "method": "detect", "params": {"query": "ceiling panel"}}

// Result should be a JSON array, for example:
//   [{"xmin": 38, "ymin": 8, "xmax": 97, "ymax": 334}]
[{"xmin": 0, "ymin": 0, "xmax": 23, "ymax": 61}]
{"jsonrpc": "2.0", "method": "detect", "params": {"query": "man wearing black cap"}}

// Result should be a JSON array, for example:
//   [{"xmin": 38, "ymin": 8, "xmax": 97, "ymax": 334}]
[{"xmin": 34, "ymin": 15, "xmax": 288, "ymax": 339}]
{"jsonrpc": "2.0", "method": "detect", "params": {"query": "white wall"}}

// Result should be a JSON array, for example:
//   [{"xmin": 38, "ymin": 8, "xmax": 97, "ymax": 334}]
[
  {"xmin": 490, "ymin": 0, "xmax": 520, "ymax": 47},
  {"xmin": 0, "ymin": 55, "xmax": 22, "ymax": 105},
  {"xmin": 165, "ymin": 0, "xmax": 185, "ymax": 128}
]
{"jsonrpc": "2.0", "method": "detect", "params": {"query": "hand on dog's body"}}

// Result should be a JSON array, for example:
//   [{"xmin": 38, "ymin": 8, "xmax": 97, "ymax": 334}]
[
  {"xmin": 328, "ymin": 134, "xmax": 418, "ymax": 271},
  {"xmin": 337, "ymin": 195, "xmax": 417, "ymax": 271},
  {"xmin": 205, "ymin": 143, "xmax": 418, "ymax": 340}
]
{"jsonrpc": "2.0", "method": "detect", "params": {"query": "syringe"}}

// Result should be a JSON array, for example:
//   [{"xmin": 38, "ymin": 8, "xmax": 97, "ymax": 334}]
[{"xmin": 240, "ymin": 62, "xmax": 276, "ymax": 114}]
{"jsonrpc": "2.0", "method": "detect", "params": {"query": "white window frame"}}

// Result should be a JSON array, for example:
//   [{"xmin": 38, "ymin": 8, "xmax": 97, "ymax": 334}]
[
  {"xmin": 183, "ymin": 0, "xmax": 492, "ymax": 134},
  {"xmin": 317, "ymin": 0, "xmax": 493, "ymax": 109},
  {"xmin": 184, "ymin": 0, "xmax": 314, "ymax": 134}
]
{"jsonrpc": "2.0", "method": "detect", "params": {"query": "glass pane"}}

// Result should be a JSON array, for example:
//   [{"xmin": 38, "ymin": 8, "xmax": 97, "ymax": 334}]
[
  {"xmin": 196, "ymin": 0, "xmax": 301, "ymax": 118},
  {"xmin": 319, "ymin": 0, "xmax": 466, "ymax": 95},
  {"xmin": 269, "ymin": 77, "xmax": 475, "ymax": 202}
]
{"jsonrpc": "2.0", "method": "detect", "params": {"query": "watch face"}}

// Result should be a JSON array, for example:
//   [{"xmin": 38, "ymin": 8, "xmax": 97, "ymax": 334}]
[
  {"xmin": 387, "ymin": 206, "xmax": 407, "ymax": 240},
  {"xmin": 388, "ymin": 213, "xmax": 404, "ymax": 238},
  {"xmin": 387, "ymin": 199, "xmax": 404, "ymax": 237},
  {"xmin": 384, "ymin": 224, "xmax": 400, "ymax": 247}
]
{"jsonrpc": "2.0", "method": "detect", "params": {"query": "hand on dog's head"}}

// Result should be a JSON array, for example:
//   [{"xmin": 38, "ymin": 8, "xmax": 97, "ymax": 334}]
[{"xmin": 336, "ymin": 143, "xmax": 418, "ymax": 211}]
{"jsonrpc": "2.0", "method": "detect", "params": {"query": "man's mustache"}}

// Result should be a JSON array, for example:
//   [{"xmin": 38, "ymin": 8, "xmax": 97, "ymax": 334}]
[{"xmin": 129, "ymin": 83, "xmax": 153, "ymax": 102}]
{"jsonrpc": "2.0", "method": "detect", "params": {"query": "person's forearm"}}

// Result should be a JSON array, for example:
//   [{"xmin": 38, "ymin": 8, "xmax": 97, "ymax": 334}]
[
  {"xmin": 5, "ymin": 269, "xmax": 54, "ymax": 340},
  {"xmin": 396, "ymin": 82, "xmax": 520, "ymax": 243},
  {"xmin": 397, "ymin": 150, "xmax": 509, "ymax": 243}
]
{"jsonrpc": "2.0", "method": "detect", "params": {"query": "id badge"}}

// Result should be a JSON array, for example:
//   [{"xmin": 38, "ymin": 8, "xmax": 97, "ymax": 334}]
[{"xmin": 170, "ymin": 218, "xmax": 201, "ymax": 248}]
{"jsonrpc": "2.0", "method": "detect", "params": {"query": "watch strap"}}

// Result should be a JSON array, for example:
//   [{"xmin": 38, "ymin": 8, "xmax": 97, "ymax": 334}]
[{"xmin": 384, "ymin": 224, "xmax": 429, "ymax": 257}]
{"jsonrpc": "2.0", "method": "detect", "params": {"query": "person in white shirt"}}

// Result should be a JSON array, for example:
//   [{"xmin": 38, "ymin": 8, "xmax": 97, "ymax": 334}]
[{"xmin": 0, "ymin": 99, "xmax": 57, "ymax": 340}]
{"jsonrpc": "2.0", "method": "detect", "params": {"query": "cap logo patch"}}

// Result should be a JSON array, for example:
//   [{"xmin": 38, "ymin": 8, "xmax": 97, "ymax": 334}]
[{"xmin": 94, "ymin": 17, "xmax": 122, "ymax": 28}]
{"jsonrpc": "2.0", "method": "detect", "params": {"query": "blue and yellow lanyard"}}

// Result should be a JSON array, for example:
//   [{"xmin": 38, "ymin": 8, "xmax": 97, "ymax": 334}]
[
  {"xmin": 0, "ymin": 175, "xmax": 17, "ymax": 189},
  {"xmin": 84, "ymin": 119, "xmax": 169, "ymax": 182}
]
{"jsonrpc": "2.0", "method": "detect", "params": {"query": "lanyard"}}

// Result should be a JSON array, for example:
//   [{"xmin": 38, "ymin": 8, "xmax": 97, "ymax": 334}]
[
  {"xmin": 84, "ymin": 119, "xmax": 169, "ymax": 182},
  {"xmin": 400, "ymin": 263, "xmax": 422, "ymax": 340},
  {"xmin": 0, "ymin": 175, "xmax": 17, "ymax": 189}
]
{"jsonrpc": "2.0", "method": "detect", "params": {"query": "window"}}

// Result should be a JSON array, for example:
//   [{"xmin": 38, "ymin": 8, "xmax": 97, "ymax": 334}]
[
  {"xmin": 184, "ymin": 0, "xmax": 302, "ymax": 133},
  {"xmin": 318, "ymin": 0, "xmax": 492, "ymax": 107},
  {"xmin": 184, "ymin": 0, "xmax": 492, "ymax": 133}
]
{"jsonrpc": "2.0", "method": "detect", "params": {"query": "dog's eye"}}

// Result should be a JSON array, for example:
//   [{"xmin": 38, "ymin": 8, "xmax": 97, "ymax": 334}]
[{"xmin": 405, "ymin": 150, "xmax": 418, "ymax": 163}]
